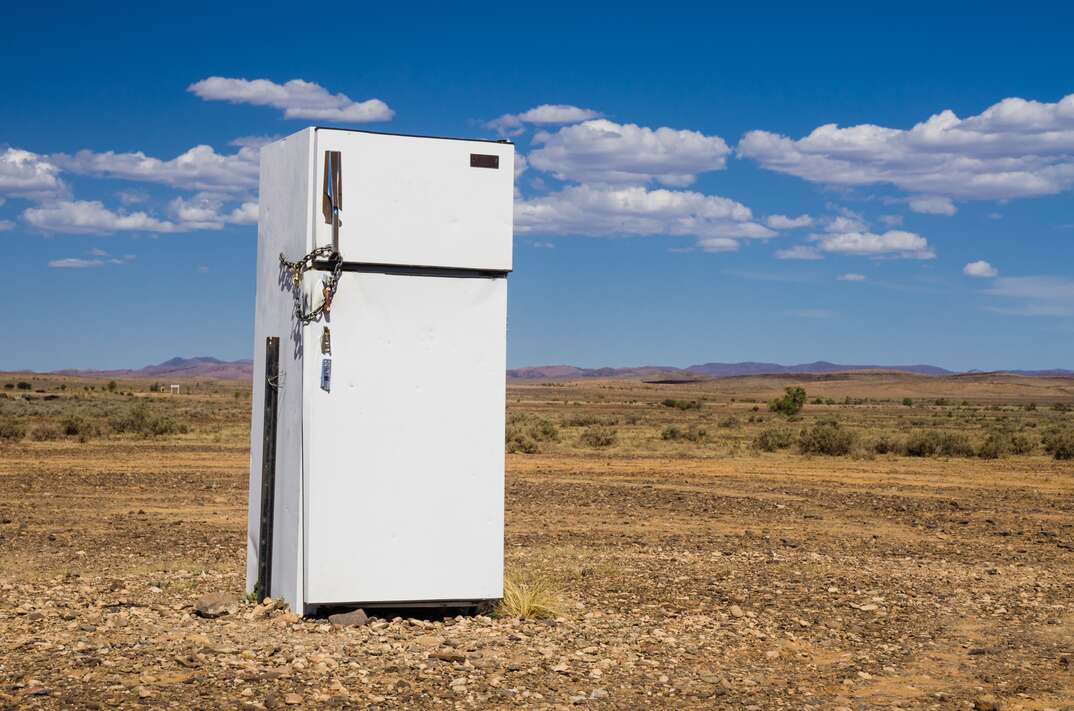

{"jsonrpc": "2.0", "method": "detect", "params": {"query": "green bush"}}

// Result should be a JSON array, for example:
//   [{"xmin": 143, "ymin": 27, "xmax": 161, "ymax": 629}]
[
  {"xmin": 561, "ymin": 414, "xmax": 619, "ymax": 427},
  {"xmin": 798, "ymin": 421, "xmax": 856, "ymax": 456},
  {"xmin": 661, "ymin": 425, "xmax": 707, "ymax": 442},
  {"xmin": 579, "ymin": 426, "xmax": 617, "ymax": 448},
  {"xmin": 903, "ymin": 430, "xmax": 974, "ymax": 458},
  {"xmin": 660, "ymin": 399, "xmax": 702, "ymax": 411},
  {"xmin": 902, "ymin": 398, "xmax": 913, "ymax": 407},
  {"xmin": 769, "ymin": 387, "xmax": 806, "ymax": 416},
  {"xmin": 506, "ymin": 432, "xmax": 539, "ymax": 454},
  {"xmin": 753, "ymin": 427, "xmax": 794, "ymax": 452},
  {"xmin": 977, "ymin": 432, "xmax": 1009, "ymax": 459},
  {"xmin": 505, "ymin": 413, "xmax": 559, "ymax": 454},
  {"xmin": 870, "ymin": 434, "xmax": 899, "ymax": 455},
  {"xmin": 1043, "ymin": 430, "xmax": 1074, "ymax": 460},
  {"xmin": 16, "ymin": 382, "xmax": 32, "ymax": 391},
  {"xmin": 111, "ymin": 401, "xmax": 189, "ymax": 437},
  {"xmin": 0, "ymin": 419, "xmax": 27, "ymax": 440},
  {"xmin": 61, "ymin": 415, "xmax": 98, "ymax": 438}
]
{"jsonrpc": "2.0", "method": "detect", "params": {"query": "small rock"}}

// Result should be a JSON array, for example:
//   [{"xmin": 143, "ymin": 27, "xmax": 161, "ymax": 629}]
[
  {"xmin": 328, "ymin": 609, "xmax": 368, "ymax": 627},
  {"xmin": 284, "ymin": 692, "xmax": 303, "ymax": 705},
  {"xmin": 591, "ymin": 688, "xmax": 609, "ymax": 699},
  {"xmin": 729, "ymin": 605, "xmax": 745, "ymax": 618},
  {"xmin": 431, "ymin": 651, "xmax": 467, "ymax": 663},
  {"xmin": 195, "ymin": 592, "xmax": 237, "ymax": 619},
  {"xmin": 974, "ymin": 695, "xmax": 1001, "ymax": 711}
]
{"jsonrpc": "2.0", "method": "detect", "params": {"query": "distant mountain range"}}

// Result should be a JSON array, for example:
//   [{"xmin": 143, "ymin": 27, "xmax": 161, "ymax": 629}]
[
  {"xmin": 34, "ymin": 356, "xmax": 1073, "ymax": 381},
  {"xmin": 53, "ymin": 356, "xmax": 254, "ymax": 380}
]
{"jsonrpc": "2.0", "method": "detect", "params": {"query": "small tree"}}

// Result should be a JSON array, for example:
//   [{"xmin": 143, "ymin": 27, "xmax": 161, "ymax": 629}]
[
  {"xmin": 107, "ymin": 380, "xmax": 117, "ymax": 393},
  {"xmin": 769, "ymin": 386, "xmax": 806, "ymax": 416}
]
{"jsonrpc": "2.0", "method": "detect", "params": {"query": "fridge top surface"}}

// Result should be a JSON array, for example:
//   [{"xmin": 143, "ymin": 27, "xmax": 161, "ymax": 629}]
[{"xmin": 313, "ymin": 126, "xmax": 513, "ymax": 145}]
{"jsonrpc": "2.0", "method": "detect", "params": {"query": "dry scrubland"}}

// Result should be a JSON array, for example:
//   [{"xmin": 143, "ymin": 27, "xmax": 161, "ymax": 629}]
[{"xmin": 1, "ymin": 371, "xmax": 1074, "ymax": 709}]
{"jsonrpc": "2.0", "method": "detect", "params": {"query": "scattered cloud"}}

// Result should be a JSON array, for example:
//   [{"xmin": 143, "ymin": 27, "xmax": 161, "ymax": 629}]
[
  {"xmin": 908, "ymin": 195, "xmax": 957, "ymax": 215},
  {"xmin": 987, "ymin": 212, "xmax": 1003, "ymax": 220},
  {"xmin": 168, "ymin": 192, "xmax": 258, "ymax": 229},
  {"xmin": 838, "ymin": 273, "xmax": 866, "ymax": 281},
  {"xmin": 766, "ymin": 214, "xmax": 813, "ymax": 229},
  {"xmin": 197, "ymin": 265, "xmax": 210, "ymax": 273},
  {"xmin": 698, "ymin": 237, "xmax": 740, "ymax": 252},
  {"xmin": 52, "ymin": 144, "xmax": 259, "ymax": 193},
  {"xmin": 786, "ymin": 308, "xmax": 833, "ymax": 319},
  {"xmin": 963, "ymin": 260, "xmax": 999, "ymax": 278},
  {"xmin": 487, "ymin": 104, "xmax": 600, "ymax": 136},
  {"xmin": 0, "ymin": 220, "xmax": 13, "ymax": 232},
  {"xmin": 188, "ymin": 77, "xmax": 393, "ymax": 123},
  {"xmin": 116, "ymin": 188, "xmax": 149, "ymax": 205},
  {"xmin": 775, "ymin": 245, "xmax": 823, "ymax": 260},
  {"xmin": 229, "ymin": 135, "xmax": 280, "ymax": 148},
  {"xmin": 48, "ymin": 258, "xmax": 104, "ymax": 268},
  {"xmin": 0, "ymin": 147, "xmax": 66, "ymax": 199},
  {"xmin": 738, "ymin": 93, "xmax": 1074, "ymax": 201},
  {"xmin": 24, "ymin": 200, "xmax": 180, "ymax": 234},
  {"xmin": 879, "ymin": 214, "xmax": 904, "ymax": 226},
  {"xmin": 527, "ymin": 119, "xmax": 731, "ymax": 186},
  {"xmin": 514, "ymin": 184, "xmax": 772, "ymax": 251},
  {"xmin": 984, "ymin": 275, "xmax": 1074, "ymax": 316},
  {"xmin": 812, "ymin": 229, "xmax": 935, "ymax": 259}
]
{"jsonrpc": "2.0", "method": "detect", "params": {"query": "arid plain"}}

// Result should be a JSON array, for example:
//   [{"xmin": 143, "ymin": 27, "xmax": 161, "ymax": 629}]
[{"xmin": 1, "ymin": 371, "xmax": 1073, "ymax": 709}]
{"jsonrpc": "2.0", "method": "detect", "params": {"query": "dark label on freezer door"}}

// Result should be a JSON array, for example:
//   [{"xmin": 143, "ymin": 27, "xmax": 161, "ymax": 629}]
[
  {"xmin": 470, "ymin": 153, "xmax": 499, "ymax": 169},
  {"xmin": 320, "ymin": 358, "xmax": 332, "ymax": 392}
]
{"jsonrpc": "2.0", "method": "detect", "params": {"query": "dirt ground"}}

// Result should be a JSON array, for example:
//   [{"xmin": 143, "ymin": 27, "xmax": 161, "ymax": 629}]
[{"xmin": 1, "ymin": 374, "xmax": 1074, "ymax": 709}]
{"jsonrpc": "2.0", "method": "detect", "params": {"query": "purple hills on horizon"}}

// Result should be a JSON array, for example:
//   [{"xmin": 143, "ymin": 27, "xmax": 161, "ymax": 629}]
[{"xmin": 25, "ymin": 356, "xmax": 1072, "ymax": 381}]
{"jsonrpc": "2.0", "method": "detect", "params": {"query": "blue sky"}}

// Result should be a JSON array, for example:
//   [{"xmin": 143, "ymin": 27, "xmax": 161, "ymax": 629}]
[{"xmin": 2, "ymin": 2, "xmax": 1072, "ymax": 371}]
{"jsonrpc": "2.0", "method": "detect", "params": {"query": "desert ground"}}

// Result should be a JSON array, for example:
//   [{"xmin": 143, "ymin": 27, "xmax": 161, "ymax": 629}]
[{"xmin": 1, "ymin": 371, "xmax": 1073, "ymax": 709}]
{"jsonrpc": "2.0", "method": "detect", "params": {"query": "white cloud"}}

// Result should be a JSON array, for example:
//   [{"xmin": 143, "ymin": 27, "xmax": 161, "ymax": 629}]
[
  {"xmin": 0, "ymin": 148, "xmax": 66, "ymax": 198},
  {"xmin": 229, "ymin": 134, "xmax": 280, "ymax": 148},
  {"xmin": 698, "ymin": 237, "xmax": 740, "ymax": 252},
  {"xmin": 167, "ymin": 193, "xmax": 258, "ymax": 229},
  {"xmin": 766, "ymin": 214, "xmax": 813, "ymax": 229},
  {"xmin": 908, "ymin": 196, "xmax": 957, "ymax": 215},
  {"xmin": 984, "ymin": 275, "xmax": 1074, "ymax": 316},
  {"xmin": 0, "ymin": 220, "xmax": 13, "ymax": 232},
  {"xmin": 188, "ymin": 77, "xmax": 393, "ymax": 123},
  {"xmin": 879, "ymin": 214, "xmax": 904, "ymax": 226},
  {"xmin": 52, "ymin": 144, "xmax": 259, "ymax": 193},
  {"xmin": 514, "ymin": 184, "xmax": 772, "ymax": 252},
  {"xmin": 24, "ymin": 200, "xmax": 181, "ymax": 234},
  {"xmin": 48, "ymin": 258, "xmax": 104, "ymax": 268},
  {"xmin": 738, "ymin": 93, "xmax": 1074, "ymax": 200},
  {"xmin": 775, "ymin": 245, "xmax": 822, "ymax": 260},
  {"xmin": 813, "ymin": 229, "xmax": 935, "ymax": 259},
  {"xmin": 488, "ymin": 104, "xmax": 600, "ymax": 135},
  {"xmin": 963, "ymin": 260, "xmax": 999, "ymax": 278},
  {"xmin": 527, "ymin": 119, "xmax": 731, "ymax": 186},
  {"xmin": 838, "ymin": 273, "xmax": 866, "ymax": 281}
]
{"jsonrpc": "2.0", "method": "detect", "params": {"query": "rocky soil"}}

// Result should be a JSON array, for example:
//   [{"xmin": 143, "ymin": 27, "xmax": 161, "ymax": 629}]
[{"xmin": 2, "ymin": 437, "xmax": 1074, "ymax": 709}]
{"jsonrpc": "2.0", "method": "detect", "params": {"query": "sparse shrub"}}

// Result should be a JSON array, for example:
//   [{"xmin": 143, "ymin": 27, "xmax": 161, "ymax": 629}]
[
  {"xmin": 506, "ymin": 432, "xmax": 538, "ymax": 454},
  {"xmin": 496, "ymin": 570, "xmax": 563, "ymax": 620},
  {"xmin": 661, "ymin": 425, "xmax": 707, "ymax": 442},
  {"xmin": 1043, "ymin": 430, "xmax": 1074, "ymax": 460},
  {"xmin": 2, "ymin": 383, "xmax": 12, "ymax": 390},
  {"xmin": 31, "ymin": 423, "xmax": 62, "ymax": 442},
  {"xmin": 903, "ymin": 430, "xmax": 974, "ymax": 458},
  {"xmin": 1009, "ymin": 434, "xmax": 1034, "ymax": 455},
  {"xmin": 107, "ymin": 380, "xmax": 117, "ymax": 393},
  {"xmin": 16, "ymin": 382, "xmax": 31, "ymax": 391},
  {"xmin": 798, "ymin": 421, "xmax": 856, "ymax": 456},
  {"xmin": 717, "ymin": 416, "xmax": 740, "ymax": 429},
  {"xmin": 0, "ymin": 419, "xmax": 27, "ymax": 441},
  {"xmin": 753, "ymin": 427, "xmax": 794, "ymax": 452},
  {"xmin": 934, "ymin": 398, "xmax": 949, "ymax": 407},
  {"xmin": 977, "ymin": 432, "xmax": 1010, "ymax": 459},
  {"xmin": 902, "ymin": 398, "xmax": 913, "ymax": 407},
  {"xmin": 769, "ymin": 387, "xmax": 806, "ymax": 416},
  {"xmin": 1054, "ymin": 403, "xmax": 1072, "ymax": 413},
  {"xmin": 111, "ymin": 401, "xmax": 188, "ymax": 437},
  {"xmin": 871, "ymin": 434, "xmax": 899, "ymax": 455},
  {"xmin": 505, "ymin": 413, "xmax": 559, "ymax": 454},
  {"xmin": 61, "ymin": 415, "xmax": 98, "ymax": 438},
  {"xmin": 561, "ymin": 414, "xmax": 619, "ymax": 427},
  {"xmin": 579, "ymin": 426, "xmax": 617, "ymax": 448},
  {"xmin": 661, "ymin": 399, "xmax": 702, "ymax": 411}
]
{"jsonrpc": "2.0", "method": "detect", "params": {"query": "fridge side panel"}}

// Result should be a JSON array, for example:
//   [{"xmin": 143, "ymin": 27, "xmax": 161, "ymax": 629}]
[
  {"xmin": 312, "ymin": 129, "xmax": 514, "ymax": 271},
  {"xmin": 304, "ymin": 272, "xmax": 507, "ymax": 604},
  {"xmin": 247, "ymin": 128, "xmax": 313, "ymax": 613}
]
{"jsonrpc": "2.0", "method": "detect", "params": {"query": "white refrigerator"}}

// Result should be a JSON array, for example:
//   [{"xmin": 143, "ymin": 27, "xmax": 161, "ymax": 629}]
[{"xmin": 247, "ymin": 127, "xmax": 513, "ymax": 614}]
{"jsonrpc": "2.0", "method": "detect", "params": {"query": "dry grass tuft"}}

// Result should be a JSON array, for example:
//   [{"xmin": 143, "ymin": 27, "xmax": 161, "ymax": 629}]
[{"xmin": 496, "ymin": 569, "xmax": 564, "ymax": 620}]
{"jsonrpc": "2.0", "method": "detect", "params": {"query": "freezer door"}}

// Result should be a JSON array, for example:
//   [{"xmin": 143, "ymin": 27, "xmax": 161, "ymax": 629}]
[
  {"xmin": 304, "ymin": 271, "xmax": 506, "ymax": 605},
  {"xmin": 313, "ymin": 129, "xmax": 514, "ymax": 272}
]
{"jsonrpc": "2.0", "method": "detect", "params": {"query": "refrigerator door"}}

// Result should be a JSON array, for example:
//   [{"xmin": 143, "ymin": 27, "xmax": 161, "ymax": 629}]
[
  {"xmin": 313, "ymin": 129, "xmax": 514, "ymax": 272},
  {"xmin": 303, "ymin": 271, "xmax": 506, "ymax": 605}
]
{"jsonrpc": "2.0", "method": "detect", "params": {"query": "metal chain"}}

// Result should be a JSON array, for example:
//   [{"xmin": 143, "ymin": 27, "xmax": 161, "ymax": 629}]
[{"xmin": 279, "ymin": 247, "xmax": 343, "ymax": 325}]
